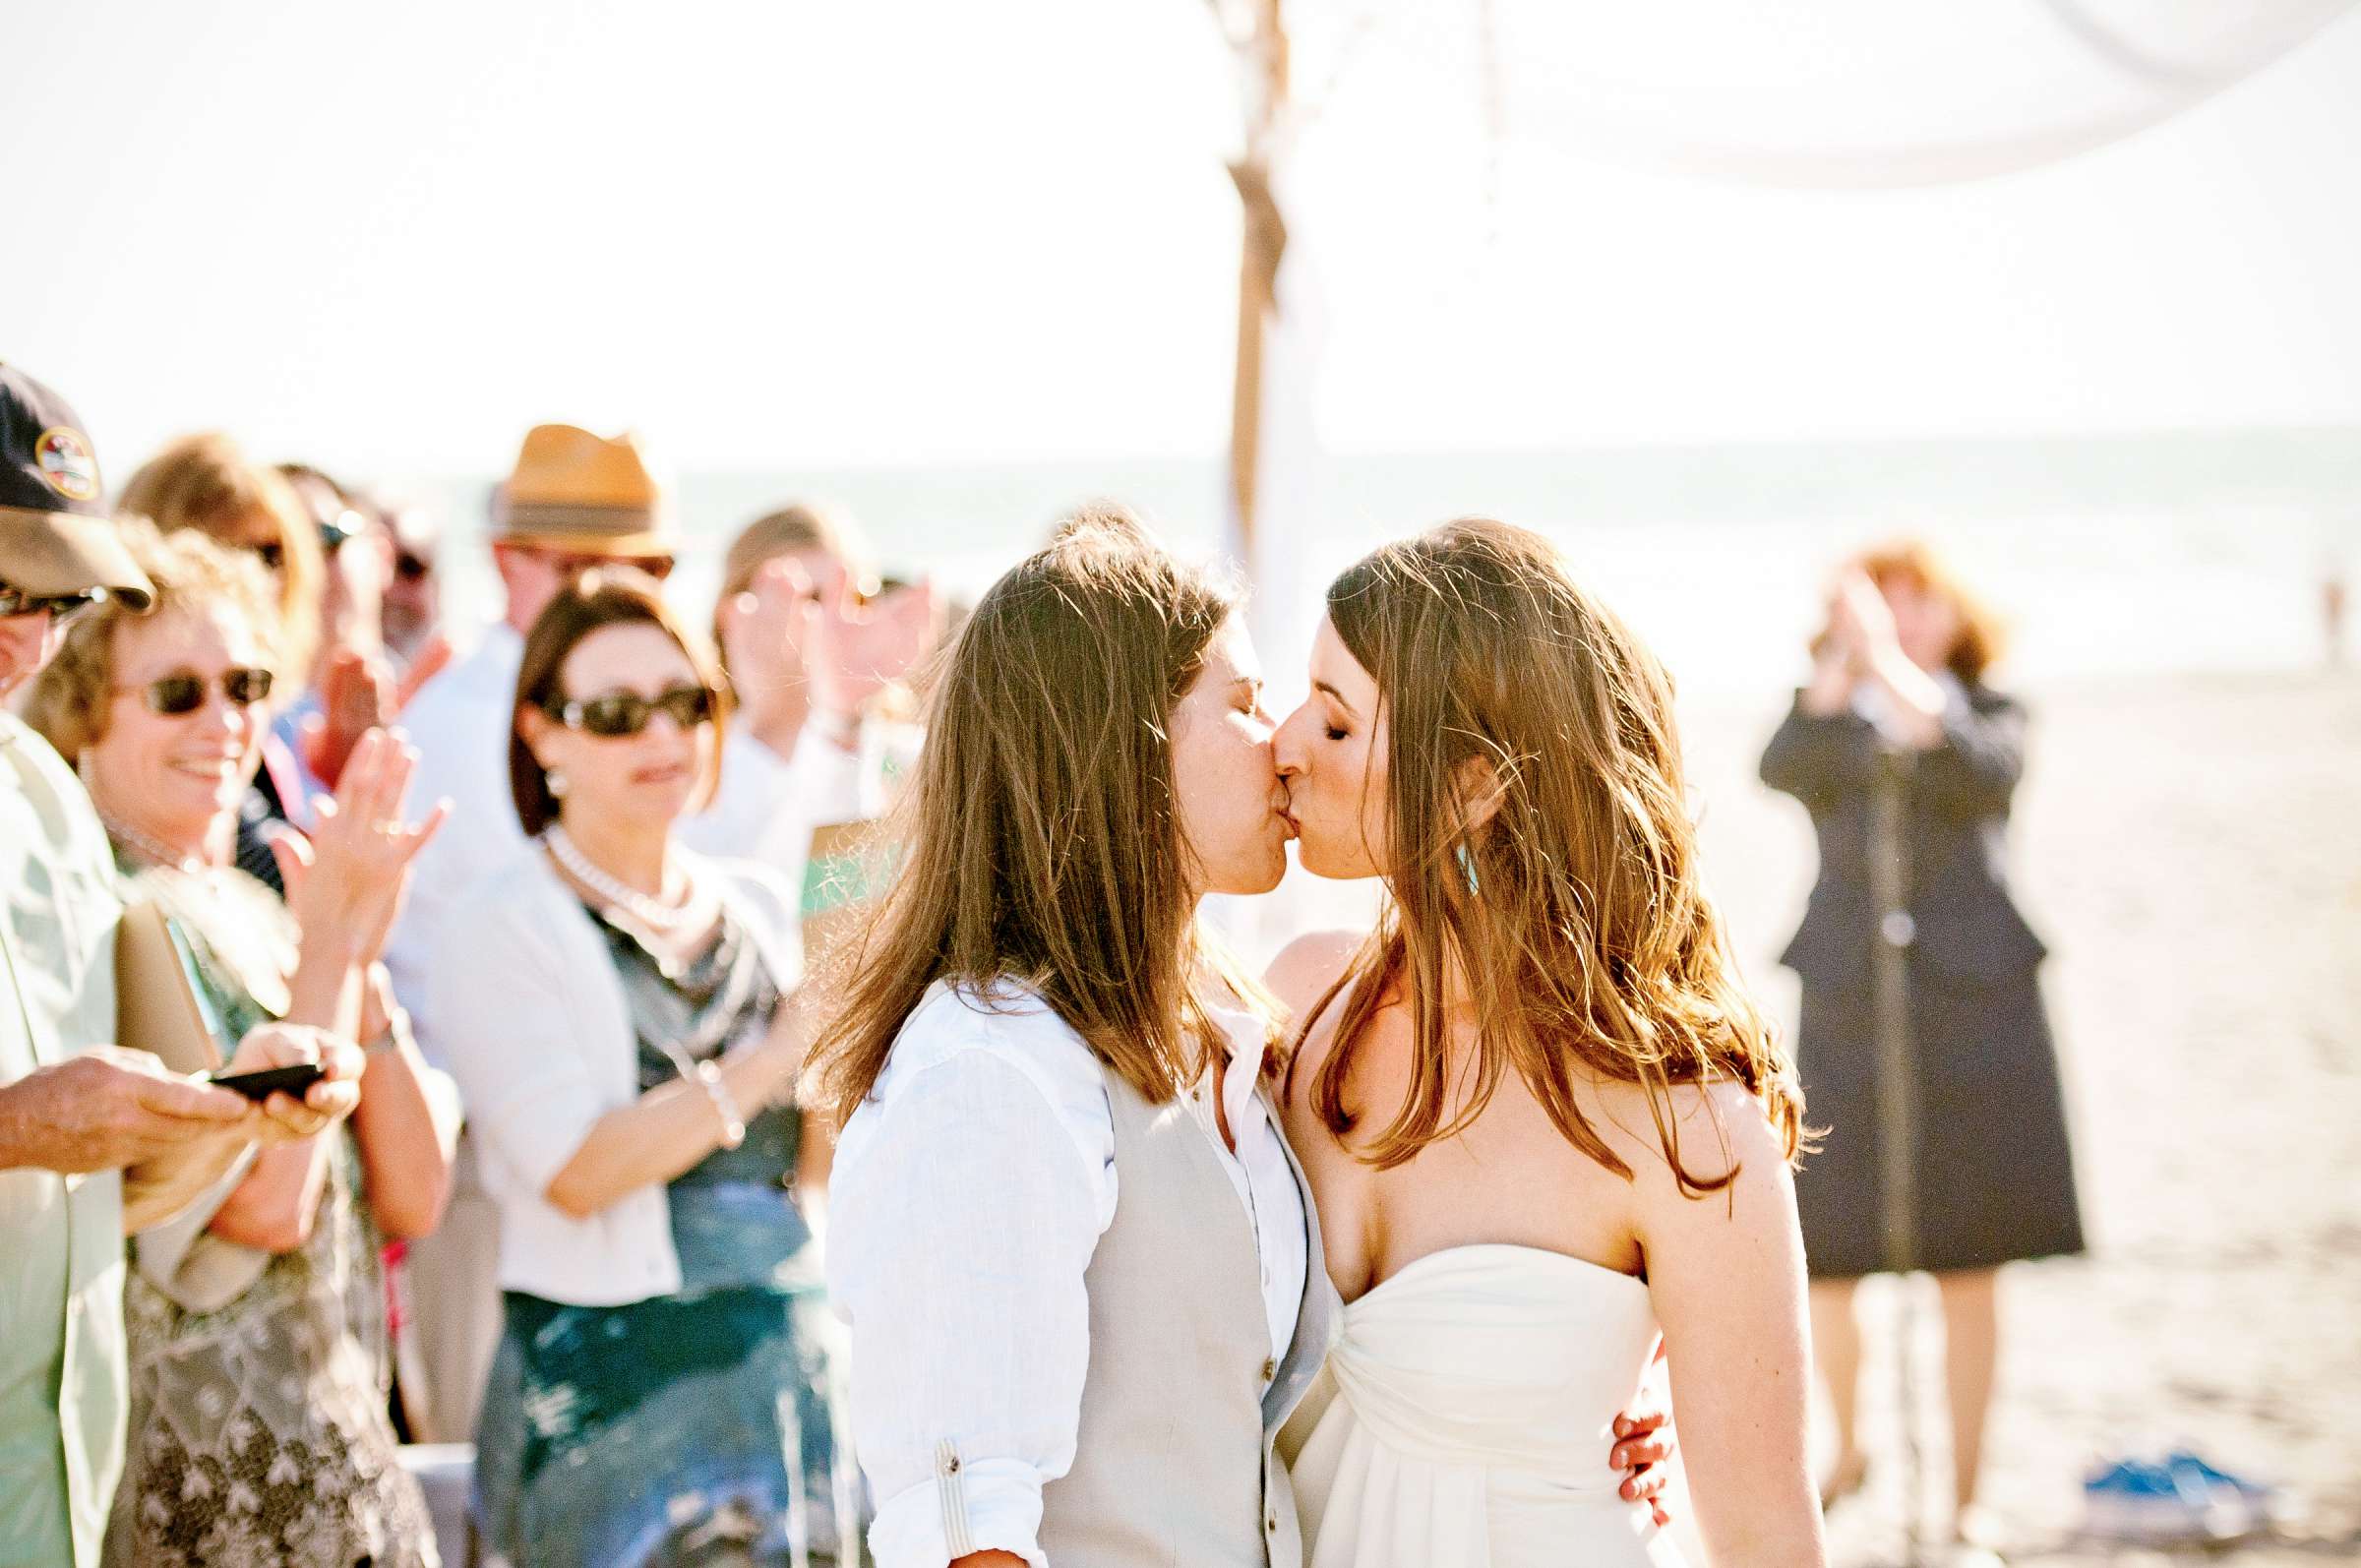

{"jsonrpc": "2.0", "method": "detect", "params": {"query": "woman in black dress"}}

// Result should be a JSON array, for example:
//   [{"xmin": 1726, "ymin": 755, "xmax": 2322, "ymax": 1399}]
[{"xmin": 1759, "ymin": 540, "xmax": 2083, "ymax": 1544}]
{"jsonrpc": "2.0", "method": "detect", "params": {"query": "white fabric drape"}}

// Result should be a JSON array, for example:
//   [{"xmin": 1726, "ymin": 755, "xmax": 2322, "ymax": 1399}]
[{"xmin": 1286, "ymin": 1, "xmax": 2358, "ymax": 190}]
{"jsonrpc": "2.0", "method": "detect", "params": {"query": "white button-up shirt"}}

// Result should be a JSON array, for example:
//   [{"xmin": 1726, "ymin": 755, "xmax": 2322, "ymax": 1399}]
[
  {"xmin": 385, "ymin": 624, "xmax": 525, "ymax": 1064},
  {"xmin": 827, "ymin": 980, "xmax": 1307, "ymax": 1568}
]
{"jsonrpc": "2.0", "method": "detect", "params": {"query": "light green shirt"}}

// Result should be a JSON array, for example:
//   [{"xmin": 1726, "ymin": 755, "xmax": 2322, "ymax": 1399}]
[{"xmin": 0, "ymin": 711, "xmax": 130, "ymax": 1568}]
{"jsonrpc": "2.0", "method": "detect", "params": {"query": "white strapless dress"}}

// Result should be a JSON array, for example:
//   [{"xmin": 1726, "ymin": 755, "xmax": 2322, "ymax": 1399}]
[{"xmin": 1287, "ymin": 1244, "xmax": 1684, "ymax": 1568}]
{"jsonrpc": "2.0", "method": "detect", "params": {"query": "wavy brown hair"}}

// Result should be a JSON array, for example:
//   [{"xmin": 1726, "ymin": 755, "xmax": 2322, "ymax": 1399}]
[
  {"xmin": 1290, "ymin": 518, "xmax": 1807, "ymax": 1196},
  {"xmin": 809, "ymin": 509, "xmax": 1262, "ymax": 1124}
]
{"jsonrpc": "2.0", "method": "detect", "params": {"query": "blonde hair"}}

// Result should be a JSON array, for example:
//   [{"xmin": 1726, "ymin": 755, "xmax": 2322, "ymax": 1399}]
[
  {"xmin": 1289, "ymin": 519, "xmax": 1808, "ymax": 1195},
  {"xmin": 118, "ymin": 433, "xmax": 321, "ymax": 679},
  {"xmin": 24, "ymin": 520, "xmax": 284, "ymax": 763}
]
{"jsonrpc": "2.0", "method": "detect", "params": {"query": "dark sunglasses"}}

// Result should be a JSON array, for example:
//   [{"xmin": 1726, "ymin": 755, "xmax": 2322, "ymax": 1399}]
[
  {"xmin": 542, "ymin": 684, "xmax": 714, "ymax": 738},
  {"xmin": 116, "ymin": 667, "xmax": 275, "ymax": 715},
  {"xmin": 251, "ymin": 513, "xmax": 362, "ymax": 573},
  {"xmin": 0, "ymin": 583, "xmax": 107, "ymax": 627}
]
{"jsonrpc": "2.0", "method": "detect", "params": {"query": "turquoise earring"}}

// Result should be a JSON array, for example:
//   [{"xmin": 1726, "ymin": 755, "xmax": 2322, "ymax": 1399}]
[{"xmin": 1455, "ymin": 843, "xmax": 1481, "ymax": 895}]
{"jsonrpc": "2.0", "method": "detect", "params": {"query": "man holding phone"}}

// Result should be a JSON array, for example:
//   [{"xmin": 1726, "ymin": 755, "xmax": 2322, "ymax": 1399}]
[{"xmin": 0, "ymin": 363, "xmax": 365, "ymax": 1568}]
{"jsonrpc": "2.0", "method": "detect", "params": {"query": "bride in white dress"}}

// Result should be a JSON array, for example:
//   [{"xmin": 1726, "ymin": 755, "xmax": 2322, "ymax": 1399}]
[{"xmin": 1264, "ymin": 520, "xmax": 1829, "ymax": 1568}]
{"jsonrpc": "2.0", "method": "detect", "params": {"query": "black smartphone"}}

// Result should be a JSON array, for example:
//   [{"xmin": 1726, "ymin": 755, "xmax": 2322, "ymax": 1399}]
[{"xmin": 207, "ymin": 1062, "xmax": 327, "ymax": 1102}]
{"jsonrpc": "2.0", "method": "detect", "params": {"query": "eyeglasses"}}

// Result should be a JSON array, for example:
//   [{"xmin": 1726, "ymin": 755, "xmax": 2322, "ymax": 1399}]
[
  {"xmin": 115, "ymin": 667, "xmax": 275, "ymax": 715},
  {"xmin": 315, "ymin": 508, "xmax": 366, "ymax": 555},
  {"xmin": 522, "ymin": 546, "xmax": 676, "ymax": 582},
  {"xmin": 251, "ymin": 510, "xmax": 368, "ymax": 573},
  {"xmin": 542, "ymin": 685, "xmax": 715, "ymax": 738},
  {"xmin": 0, "ymin": 583, "xmax": 107, "ymax": 627}
]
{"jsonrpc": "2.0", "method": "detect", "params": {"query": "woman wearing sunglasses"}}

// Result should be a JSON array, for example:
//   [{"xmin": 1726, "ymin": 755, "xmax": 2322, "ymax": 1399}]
[
  {"xmin": 433, "ymin": 569, "xmax": 854, "ymax": 1568},
  {"xmin": 22, "ymin": 522, "xmax": 458, "ymax": 1567}
]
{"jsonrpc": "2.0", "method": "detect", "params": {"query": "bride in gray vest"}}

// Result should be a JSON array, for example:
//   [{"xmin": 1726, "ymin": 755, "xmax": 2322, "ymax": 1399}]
[{"xmin": 812, "ymin": 512, "xmax": 1665, "ymax": 1568}]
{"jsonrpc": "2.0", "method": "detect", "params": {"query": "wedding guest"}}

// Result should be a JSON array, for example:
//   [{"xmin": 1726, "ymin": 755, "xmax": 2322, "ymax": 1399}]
[
  {"xmin": 380, "ymin": 497, "xmax": 444, "ymax": 670},
  {"xmin": 435, "ymin": 570, "xmax": 851, "ymax": 1567},
  {"xmin": 23, "ymin": 521, "xmax": 454, "ymax": 1567},
  {"xmin": 276, "ymin": 463, "xmax": 390, "ymax": 688},
  {"xmin": 1758, "ymin": 539, "xmax": 2083, "ymax": 1546},
  {"xmin": 386, "ymin": 424, "xmax": 680, "ymax": 1444},
  {"xmin": 119, "ymin": 433, "xmax": 323, "ymax": 705},
  {"xmin": 0, "ymin": 363, "xmax": 359, "ymax": 1568},
  {"xmin": 686, "ymin": 504, "xmax": 933, "ymax": 922},
  {"xmin": 273, "ymin": 462, "xmax": 451, "ymax": 802}
]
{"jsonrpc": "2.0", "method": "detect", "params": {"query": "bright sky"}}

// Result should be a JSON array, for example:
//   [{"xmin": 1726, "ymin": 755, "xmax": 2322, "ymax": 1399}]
[{"xmin": 6, "ymin": 1, "xmax": 2359, "ymax": 481}]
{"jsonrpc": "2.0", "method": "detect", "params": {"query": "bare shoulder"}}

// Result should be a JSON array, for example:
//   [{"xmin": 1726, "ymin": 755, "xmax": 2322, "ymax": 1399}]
[
  {"xmin": 1262, "ymin": 929, "xmax": 1367, "ymax": 1021},
  {"xmin": 1589, "ymin": 1075, "xmax": 1795, "ymax": 1213}
]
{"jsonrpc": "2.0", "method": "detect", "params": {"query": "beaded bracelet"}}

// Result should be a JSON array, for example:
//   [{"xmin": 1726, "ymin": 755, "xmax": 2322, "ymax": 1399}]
[{"xmin": 693, "ymin": 1059, "xmax": 748, "ymax": 1150}]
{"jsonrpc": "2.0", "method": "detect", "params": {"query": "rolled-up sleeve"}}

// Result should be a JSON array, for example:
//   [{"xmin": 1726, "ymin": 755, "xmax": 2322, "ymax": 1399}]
[{"xmin": 828, "ymin": 1044, "xmax": 1114, "ymax": 1568}]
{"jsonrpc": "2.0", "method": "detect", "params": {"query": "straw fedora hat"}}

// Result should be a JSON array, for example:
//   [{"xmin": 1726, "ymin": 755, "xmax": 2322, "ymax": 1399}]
[{"xmin": 494, "ymin": 424, "xmax": 677, "ymax": 558}]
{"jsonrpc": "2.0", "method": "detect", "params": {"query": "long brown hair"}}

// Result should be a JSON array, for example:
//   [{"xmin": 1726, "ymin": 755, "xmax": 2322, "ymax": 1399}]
[
  {"xmin": 1290, "ymin": 518, "xmax": 1807, "ymax": 1196},
  {"xmin": 810, "ymin": 509, "xmax": 1258, "ymax": 1123},
  {"xmin": 509, "ymin": 568, "xmax": 729, "ymax": 835}
]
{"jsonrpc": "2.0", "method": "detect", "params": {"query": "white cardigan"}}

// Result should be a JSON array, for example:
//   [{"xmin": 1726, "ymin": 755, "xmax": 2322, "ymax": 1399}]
[{"xmin": 428, "ymin": 840, "xmax": 800, "ymax": 1305}]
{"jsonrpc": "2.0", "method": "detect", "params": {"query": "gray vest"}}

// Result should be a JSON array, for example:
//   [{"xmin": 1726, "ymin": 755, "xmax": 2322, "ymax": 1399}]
[{"xmin": 1025, "ymin": 1065, "xmax": 1341, "ymax": 1567}]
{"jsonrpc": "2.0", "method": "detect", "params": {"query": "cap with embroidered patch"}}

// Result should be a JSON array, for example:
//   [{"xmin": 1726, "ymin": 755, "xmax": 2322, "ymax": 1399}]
[{"xmin": 0, "ymin": 363, "xmax": 152, "ymax": 610}]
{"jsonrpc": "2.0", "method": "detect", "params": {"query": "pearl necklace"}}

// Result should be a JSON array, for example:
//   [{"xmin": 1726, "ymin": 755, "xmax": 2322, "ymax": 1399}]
[
  {"xmin": 97, "ymin": 813, "xmax": 211, "ymax": 876},
  {"xmin": 544, "ymin": 824, "xmax": 693, "ymax": 932}
]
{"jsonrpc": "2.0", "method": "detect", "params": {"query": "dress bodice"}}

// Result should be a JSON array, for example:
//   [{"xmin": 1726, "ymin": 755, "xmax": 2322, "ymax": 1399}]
[{"xmin": 1291, "ymin": 1243, "xmax": 1681, "ymax": 1568}]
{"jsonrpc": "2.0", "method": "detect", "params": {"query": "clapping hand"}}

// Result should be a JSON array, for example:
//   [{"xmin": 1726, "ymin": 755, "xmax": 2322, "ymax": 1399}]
[
  {"xmin": 276, "ymin": 727, "xmax": 450, "ymax": 968},
  {"xmin": 725, "ymin": 556, "xmax": 823, "ymax": 710},
  {"xmin": 813, "ymin": 578, "xmax": 938, "ymax": 719},
  {"xmin": 302, "ymin": 637, "xmax": 453, "ymax": 791},
  {"xmin": 1826, "ymin": 568, "xmax": 1900, "ymax": 671}
]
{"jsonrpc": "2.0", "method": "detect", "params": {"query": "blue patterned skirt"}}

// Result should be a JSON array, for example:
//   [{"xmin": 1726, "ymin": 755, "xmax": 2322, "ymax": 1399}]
[{"xmin": 473, "ymin": 1282, "xmax": 853, "ymax": 1566}]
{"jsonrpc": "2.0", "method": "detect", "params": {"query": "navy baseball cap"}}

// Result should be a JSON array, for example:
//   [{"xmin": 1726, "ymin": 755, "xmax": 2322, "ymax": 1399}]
[{"xmin": 0, "ymin": 363, "xmax": 152, "ymax": 609}]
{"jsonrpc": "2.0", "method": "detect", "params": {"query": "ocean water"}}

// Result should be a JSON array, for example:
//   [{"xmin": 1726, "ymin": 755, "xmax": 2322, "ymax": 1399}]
[{"xmin": 413, "ymin": 427, "xmax": 2361, "ymax": 694}]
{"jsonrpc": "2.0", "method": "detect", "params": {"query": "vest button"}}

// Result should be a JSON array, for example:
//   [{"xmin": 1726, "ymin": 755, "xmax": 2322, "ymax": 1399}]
[{"xmin": 1261, "ymin": 1357, "xmax": 1277, "ymax": 1383}]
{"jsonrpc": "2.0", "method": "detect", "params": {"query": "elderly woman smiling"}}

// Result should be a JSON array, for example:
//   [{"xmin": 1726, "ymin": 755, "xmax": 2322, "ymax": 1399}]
[{"xmin": 24, "ymin": 521, "xmax": 458, "ymax": 1568}]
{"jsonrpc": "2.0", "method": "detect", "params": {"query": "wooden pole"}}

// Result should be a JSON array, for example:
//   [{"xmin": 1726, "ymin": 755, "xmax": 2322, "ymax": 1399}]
[
  {"xmin": 1223, "ymin": 0, "xmax": 1288, "ymax": 562},
  {"xmin": 1867, "ymin": 747, "xmax": 1934, "ymax": 1566}
]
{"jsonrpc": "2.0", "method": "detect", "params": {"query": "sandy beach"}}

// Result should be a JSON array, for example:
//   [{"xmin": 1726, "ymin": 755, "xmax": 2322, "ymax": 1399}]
[{"xmin": 1679, "ymin": 669, "xmax": 2361, "ymax": 1565}]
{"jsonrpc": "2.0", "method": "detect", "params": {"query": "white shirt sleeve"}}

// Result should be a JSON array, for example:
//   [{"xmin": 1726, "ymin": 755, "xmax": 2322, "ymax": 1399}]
[
  {"xmin": 426, "ymin": 890, "xmax": 610, "ymax": 1200},
  {"xmin": 826, "ymin": 1006, "xmax": 1117, "ymax": 1568}
]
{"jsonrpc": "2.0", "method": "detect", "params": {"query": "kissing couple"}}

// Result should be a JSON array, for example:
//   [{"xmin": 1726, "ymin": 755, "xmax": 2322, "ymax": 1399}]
[{"xmin": 814, "ymin": 513, "xmax": 1828, "ymax": 1568}]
